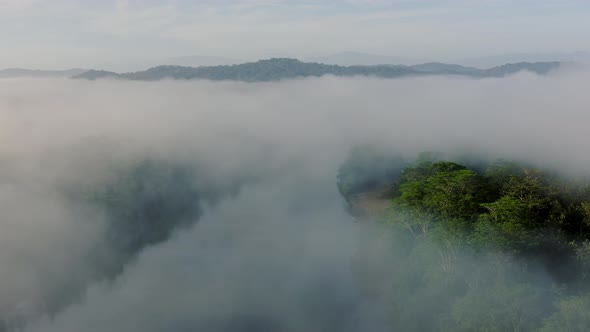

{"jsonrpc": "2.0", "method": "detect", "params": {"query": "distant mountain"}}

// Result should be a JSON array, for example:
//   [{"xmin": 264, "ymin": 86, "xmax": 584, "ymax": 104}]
[
  {"xmin": 0, "ymin": 68, "xmax": 86, "ymax": 78},
  {"xmin": 410, "ymin": 62, "xmax": 481, "ymax": 75},
  {"xmin": 306, "ymin": 52, "xmax": 429, "ymax": 66},
  {"xmin": 73, "ymin": 70, "xmax": 121, "ymax": 80},
  {"xmin": 482, "ymin": 62, "xmax": 564, "ymax": 77},
  {"xmin": 74, "ymin": 58, "xmax": 564, "ymax": 82},
  {"xmin": 454, "ymin": 51, "xmax": 590, "ymax": 68},
  {"xmin": 95, "ymin": 55, "xmax": 244, "ymax": 72}
]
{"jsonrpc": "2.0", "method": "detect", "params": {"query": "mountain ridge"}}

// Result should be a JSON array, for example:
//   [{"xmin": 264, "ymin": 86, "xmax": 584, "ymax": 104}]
[{"xmin": 71, "ymin": 58, "xmax": 564, "ymax": 81}]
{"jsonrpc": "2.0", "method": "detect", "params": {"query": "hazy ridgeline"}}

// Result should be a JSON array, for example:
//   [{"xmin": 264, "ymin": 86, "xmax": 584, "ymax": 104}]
[{"xmin": 0, "ymin": 69, "xmax": 588, "ymax": 331}]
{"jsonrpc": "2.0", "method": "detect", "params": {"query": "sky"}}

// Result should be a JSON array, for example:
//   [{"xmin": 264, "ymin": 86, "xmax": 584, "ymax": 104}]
[{"xmin": 1, "ymin": 0, "xmax": 589, "ymax": 69}]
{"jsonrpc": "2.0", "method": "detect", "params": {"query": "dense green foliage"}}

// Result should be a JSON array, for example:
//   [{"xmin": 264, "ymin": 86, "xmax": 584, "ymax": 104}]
[
  {"xmin": 387, "ymin": 158, "xmax": 590, "ymax": 262},
  {"xmin": 74, "ymin": 58, "xmax": 562, "ymax": 81},
  {"xmin": 339, "ymin": 152, "xmax": 590, "ymax": 331}
]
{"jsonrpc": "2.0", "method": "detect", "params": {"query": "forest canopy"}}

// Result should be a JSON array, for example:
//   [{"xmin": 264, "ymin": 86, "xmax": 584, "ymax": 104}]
[{"xmin": 338, "ymin": 150, "xmax": 590, "ymax": 331}]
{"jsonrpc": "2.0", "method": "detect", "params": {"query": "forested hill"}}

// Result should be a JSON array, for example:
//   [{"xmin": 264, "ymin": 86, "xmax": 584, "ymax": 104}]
[
  {"xmin": 337, "ymin": 149, "xmax": 590, "ymax": 331},
  {"xmin": 73, "ymin": 58, "xmax": 563, "ymax": 82}
]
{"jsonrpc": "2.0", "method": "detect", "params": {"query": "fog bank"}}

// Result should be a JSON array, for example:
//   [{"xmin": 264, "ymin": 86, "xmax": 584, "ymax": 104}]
[{"xmin": 0, "ymin": 70, "xmax": 587, "ymax": 330}]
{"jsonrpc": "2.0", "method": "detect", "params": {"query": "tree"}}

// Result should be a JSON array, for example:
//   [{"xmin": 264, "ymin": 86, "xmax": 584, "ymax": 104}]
[
  {"xmin": 451, "ymin": 282, "xmax": 549, "ymax": 332},
  {"xmin": 540, "ymin": 294, "xmax": 590, "ymax": 332},
  {"xmin": 396, "ymin": 161, "xmax": 486, "ymax": 221}
]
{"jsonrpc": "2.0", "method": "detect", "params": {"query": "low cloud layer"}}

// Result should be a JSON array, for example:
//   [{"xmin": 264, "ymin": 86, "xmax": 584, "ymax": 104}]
[{"xmin": 0, "ymin": 70, "xmax": 588, "ymax": 331}]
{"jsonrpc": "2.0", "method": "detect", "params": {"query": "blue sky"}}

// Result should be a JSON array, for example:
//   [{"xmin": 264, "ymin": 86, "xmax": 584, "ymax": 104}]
[{"xmin": 1, "ymin": 0, "xmax": 589, "ymax": 68}]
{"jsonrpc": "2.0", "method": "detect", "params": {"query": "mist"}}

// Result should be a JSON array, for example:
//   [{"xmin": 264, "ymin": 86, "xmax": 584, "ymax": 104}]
[{"xmin": 0, "ymin": 69, "xmax": 589, "ymax": 331}]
